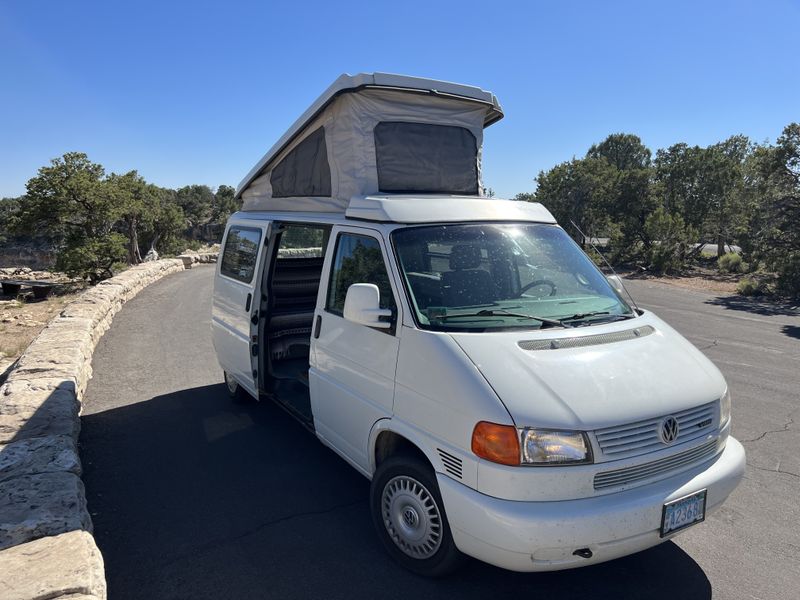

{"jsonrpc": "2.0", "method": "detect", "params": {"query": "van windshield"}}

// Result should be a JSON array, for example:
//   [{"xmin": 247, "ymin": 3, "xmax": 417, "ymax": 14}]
[{"xmin": 391, "ymin": 223, "xmax": 634, "ymax": 331}]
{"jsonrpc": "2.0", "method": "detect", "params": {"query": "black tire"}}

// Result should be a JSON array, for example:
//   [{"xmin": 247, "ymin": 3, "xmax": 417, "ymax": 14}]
[
  {"xmin": 223, "ymin": 371, "xmax": 252, "ymax": 403},
  {"xmin": 370, "ymin": 454, "xmax": 464, "ymax": 577}
]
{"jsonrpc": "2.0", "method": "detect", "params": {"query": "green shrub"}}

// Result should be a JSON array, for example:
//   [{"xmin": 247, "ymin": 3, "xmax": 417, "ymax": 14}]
[
  {"xmin": 775, "ymin": 254, "xmax": 800, "ymax": 298},
  {"xmin": 584, "ymin": 246, "xmax": 606, "ymax": 268},
  {"xmin": 718, "ymin": 252, "xmax": 743, "ymax": 273},
  {"xmin": 642, "ymin": 208, "xmax": 696, "ymax": 274},
  {"xmin": 736, "ymin": 278, "xmax": 760, "ymax": 296},
  {"xmin": 182, "ymin": 239, "xmax": 203, "ymax": 252},
  {"xmin": 56, "ymin": 233, "xmax": 128, "ymax": 282}
]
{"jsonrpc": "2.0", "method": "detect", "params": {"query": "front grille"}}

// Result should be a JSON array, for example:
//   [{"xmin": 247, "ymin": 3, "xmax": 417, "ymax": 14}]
[
  {"xmin": 594, "ymin": 402, "xmax": 716, "ymax": 459},
  {"xmin": 594, "ymin": 439, "xmax": 718, "ymax": 490},
  {"xmin": 437, "ymin": 449, "xmax": 463, "ymax": 479}
]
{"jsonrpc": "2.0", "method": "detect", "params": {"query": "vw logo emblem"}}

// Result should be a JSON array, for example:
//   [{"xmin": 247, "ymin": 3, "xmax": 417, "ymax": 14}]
[
  {"xmin": 402, "ymin": 507, "xmax": 419, "ymax": 528},
  {"xmin": 660, "ymin": 416, "xmax": 680, "ymax": 444}
]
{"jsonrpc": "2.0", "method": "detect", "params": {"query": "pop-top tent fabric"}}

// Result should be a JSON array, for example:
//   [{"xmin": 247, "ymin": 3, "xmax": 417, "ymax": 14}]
[{"xmin": 237, "ymin": 73, "xmax": 503, "ymax": 213}]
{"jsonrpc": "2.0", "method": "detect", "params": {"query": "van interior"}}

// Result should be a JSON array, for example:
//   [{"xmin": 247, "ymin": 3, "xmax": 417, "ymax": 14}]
[{"xmin": 258, "ymin": 223, "xmax": 331, "ymax": 426}]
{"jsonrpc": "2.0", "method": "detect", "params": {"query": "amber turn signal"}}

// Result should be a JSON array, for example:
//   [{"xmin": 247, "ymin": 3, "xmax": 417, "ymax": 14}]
[{"xmin": 472, "ymin": 421, "xmax": 520, "ymax": 466}]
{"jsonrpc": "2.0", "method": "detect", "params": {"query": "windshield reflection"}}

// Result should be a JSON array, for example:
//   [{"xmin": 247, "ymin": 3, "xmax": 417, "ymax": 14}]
[{"xmin": 391, "ymin": 223, "xmax": 633, "ymax": 331}]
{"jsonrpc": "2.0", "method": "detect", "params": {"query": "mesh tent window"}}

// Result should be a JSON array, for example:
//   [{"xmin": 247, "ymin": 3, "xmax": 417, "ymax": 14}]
[
  {"xmin": 270, "ymin": 127, "xmax": 332, "ymax": 197},
  {"xmin": 374, "ymin": 122, "xmax": 478, "ymax": 194}
]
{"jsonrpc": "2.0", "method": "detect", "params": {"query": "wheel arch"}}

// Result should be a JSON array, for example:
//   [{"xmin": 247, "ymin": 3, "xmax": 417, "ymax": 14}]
[
  {"xmin": 368, "ymin": 418, "xmax": 477, "ymax": 489},
  {"xmin": 368, "ymin": 419, "xmax": 438, "ymax": 475}
]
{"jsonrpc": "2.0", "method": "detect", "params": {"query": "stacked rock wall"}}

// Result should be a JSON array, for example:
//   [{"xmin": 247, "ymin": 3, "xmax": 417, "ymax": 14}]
[{"xmin": 0, "ymin": 257, "xmax": 213, "ymax": 599}]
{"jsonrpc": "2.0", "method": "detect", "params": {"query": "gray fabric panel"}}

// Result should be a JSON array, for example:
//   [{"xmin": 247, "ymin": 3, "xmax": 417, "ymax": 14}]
[
  {"xmin": 270, "ymin": 127, "xmax": 332, "ymax": 197},
  {"xmin": 374, "ymin": 122, "xmax": 478, "ymax": 194}
]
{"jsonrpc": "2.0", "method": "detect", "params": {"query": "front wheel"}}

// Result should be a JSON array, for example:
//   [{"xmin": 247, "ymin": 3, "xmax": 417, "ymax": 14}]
[{"xmin": 370, "ymin": 455, "xmax": 464, "ymax": 577}]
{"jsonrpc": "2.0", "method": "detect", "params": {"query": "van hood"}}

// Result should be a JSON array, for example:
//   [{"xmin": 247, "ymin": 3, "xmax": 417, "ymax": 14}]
[{"xmin": 448, "ymin": 311, "xmax": 726, "ymax": 430}]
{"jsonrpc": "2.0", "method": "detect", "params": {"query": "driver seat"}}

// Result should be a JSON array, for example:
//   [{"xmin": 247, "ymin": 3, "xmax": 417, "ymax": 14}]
[{"xmin": 442, "ymin": 244, "xmax": 496, "ymax": 306}]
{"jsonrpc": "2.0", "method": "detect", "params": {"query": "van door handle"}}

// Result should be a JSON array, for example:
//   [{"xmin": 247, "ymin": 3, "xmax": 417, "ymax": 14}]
[
  {"xmin": 313, "ymin": 315, "xmax": 322, "ymax": 339},
  {"xmin": 245, "ymin": 293, "xmax": 252, "ymax": 312}
]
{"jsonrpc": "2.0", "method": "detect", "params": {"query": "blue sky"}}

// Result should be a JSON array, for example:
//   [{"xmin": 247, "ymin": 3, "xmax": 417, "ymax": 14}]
[{"xmin": 1, "ymin": 0, "xmax": 798, "ymax": 199}]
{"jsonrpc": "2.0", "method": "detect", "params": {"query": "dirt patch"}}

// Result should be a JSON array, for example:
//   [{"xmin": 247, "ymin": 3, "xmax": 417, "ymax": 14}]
[
  {"xmin": 625, "ymin": 274, "xmax": 739, "ymax": 295},
  {"xmin": 0, "ymin": 292, "xmax": 82, "ymax": 371},
  {"xmin": 621, "ymin": 266, "xmax": 742, "ymax": 295}
]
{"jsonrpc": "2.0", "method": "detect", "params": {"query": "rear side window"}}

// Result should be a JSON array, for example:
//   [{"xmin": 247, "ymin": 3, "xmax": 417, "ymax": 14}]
[
  {"xmin": 277, "ymin": 224, "xmax": 330, "ymax": 258},
  {"xmin": 326, "ymin": 233, "xmax": 396, "ymax": 316},
  {"xmin": 220, "ymin": 226, "xmax": 262, "ymax": 283},
  {"xmin": 374, "ymin": 122, "xmax": 478, "ymax": 194}
]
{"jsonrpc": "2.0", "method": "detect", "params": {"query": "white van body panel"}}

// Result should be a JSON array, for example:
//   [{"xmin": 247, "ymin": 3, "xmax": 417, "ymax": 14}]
[
  {"xmin": 448, "ymin": 310, "xmax": 727, "ymax": 431},
  {"xmin": 390, "ymin": 327, "xmax": 516, "ymax": 489},
  {"xmin": 439, "ymin": 436, "xmax": 745, "ymax": 572},
  {"xmin": 211, "ymin": 220, "xmax": 270, "ymax": 397},
  {"xmin": 310, "ymin": 225, "xmax": 403, "ymax": 473}
]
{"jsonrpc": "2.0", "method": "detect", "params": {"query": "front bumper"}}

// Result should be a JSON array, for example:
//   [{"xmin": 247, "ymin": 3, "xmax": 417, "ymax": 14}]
[{"xmin": 437, "ymin": 437, "xmax": 745, "ymax": 572}]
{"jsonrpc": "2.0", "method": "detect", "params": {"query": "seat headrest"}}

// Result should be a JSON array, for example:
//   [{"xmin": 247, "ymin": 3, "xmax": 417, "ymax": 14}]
[{"xmin": 449, "ymin": 244, "xmax": 483, "ymax": 270}]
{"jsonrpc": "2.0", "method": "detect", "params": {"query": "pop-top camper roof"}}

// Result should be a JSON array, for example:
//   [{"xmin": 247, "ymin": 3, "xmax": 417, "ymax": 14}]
[{"xmin": 236, "ymin": 73, "xmax": 504, "ymax": 213}]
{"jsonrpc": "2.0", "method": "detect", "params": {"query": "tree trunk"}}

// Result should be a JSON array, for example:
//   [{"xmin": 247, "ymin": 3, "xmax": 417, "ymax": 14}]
[
  {"xmin": 150, "ymin": 233, "xmax": 162, "ymax": 253},
  {"xmin": 717, "ymin": 233, "xmax": 725, "ymax": 258},
  {"xmin": 128, "ymin": 218, "xmax": 142, "ymax": 264}
]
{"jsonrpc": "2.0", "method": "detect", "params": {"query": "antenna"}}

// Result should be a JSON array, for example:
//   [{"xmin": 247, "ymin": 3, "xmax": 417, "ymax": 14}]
[{"xmin": 569, "ymin": 220, "xmax": 640, "ymax": 313}]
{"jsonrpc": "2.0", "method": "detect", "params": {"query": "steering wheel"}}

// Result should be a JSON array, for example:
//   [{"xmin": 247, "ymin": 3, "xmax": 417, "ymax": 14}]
[{"xmin": 520, "ymin": 278, "xmax": 557, "ymax": 297}]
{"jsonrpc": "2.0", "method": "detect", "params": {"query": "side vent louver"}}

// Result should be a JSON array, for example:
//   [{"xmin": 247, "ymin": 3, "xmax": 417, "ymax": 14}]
[{"xmin": 437, "ymin": 449, "xmax": 463, "ymax": 479}]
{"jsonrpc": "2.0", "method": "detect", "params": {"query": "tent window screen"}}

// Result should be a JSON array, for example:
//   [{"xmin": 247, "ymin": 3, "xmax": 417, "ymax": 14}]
[
  {"xmin": 374, "ymin": 122, "xmax": 478, "ymax": 194},
  {"xmin": 270, "ymin": 127, "xmax": 332, "ymax": 197}
]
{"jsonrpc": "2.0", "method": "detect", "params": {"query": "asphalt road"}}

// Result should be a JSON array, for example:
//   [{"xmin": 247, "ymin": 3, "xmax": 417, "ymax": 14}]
[{"xmin": 80, "ymin": 267, "xmax": 800, "ymax": 600}]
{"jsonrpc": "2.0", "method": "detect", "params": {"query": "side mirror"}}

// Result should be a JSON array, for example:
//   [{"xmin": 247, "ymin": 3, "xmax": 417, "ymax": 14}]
[
  {"xmin": 343, "ymin": 283, "xmax": 392, "ymax": 329},
  {"xmin": 606, "ymin": 274, "xmax": 625, "ymax": 296}
]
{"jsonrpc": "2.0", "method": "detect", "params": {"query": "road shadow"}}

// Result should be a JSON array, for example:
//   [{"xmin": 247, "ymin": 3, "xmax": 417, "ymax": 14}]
[
  {"xmin": 80, "ymin": 384, "xmax": 711, "ymax": 600},
  {"xmin": 705, "ymin": 294, "xmax": 799, "ymax": 318},
  {"xmin": 781, "ymin": 325, "xmax": 800, "ymax": 339}
]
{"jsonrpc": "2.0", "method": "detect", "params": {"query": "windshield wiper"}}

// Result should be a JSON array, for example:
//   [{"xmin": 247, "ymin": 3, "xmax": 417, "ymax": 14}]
[
  {"xmin": 559, "ymin": 311, "xmax": 635, "ymax": 324},
  {"xmin": 432, "ymin": 309, "xmax": 566, "ymax": 328}
]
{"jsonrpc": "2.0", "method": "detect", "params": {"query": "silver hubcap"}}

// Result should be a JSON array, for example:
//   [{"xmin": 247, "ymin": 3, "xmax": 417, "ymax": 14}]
[
  {"xmin": 225, "ymin": 374, "xmax": 238, "ymax": 394},
  {"xmin": 381, "ymin": 475, "xmax": 442, "ymax": 559}
]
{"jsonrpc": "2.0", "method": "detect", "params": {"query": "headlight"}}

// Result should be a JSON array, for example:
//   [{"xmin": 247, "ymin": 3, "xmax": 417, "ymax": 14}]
[
  {"xmin": 520, "ymin": 429, "xmax": 592, "ymax": 465},
  {"xmin": 472, "ymin": 423, "xmax": 593, "ymax": 466},
  {"xmin": 720, "ymin": 389, "xmax": 731, "ymax": 426}
]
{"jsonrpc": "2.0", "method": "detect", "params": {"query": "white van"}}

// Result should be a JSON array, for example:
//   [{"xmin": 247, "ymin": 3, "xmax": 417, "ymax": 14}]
[{"xmin": 212, "ymin": 73, "xmax": 745, "ymax": 576}]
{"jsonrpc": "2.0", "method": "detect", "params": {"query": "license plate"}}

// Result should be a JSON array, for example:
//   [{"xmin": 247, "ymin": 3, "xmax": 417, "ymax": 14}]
[{"xmin": 660, "ymin": 490, "xmax": 707, "ymax": 537}]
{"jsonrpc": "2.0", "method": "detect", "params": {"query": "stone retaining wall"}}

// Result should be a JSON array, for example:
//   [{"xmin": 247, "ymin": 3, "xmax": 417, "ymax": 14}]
[{"xmin": 0, "ymin": 255, "xmax": 216, "ymax": 599}]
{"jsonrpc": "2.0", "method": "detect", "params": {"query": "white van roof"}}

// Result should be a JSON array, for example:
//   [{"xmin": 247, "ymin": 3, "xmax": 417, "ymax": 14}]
[
  {"xmin": 346, "ymin": 195, "xmax": 556, "ymax": 224},
  {"xmin": 236, "ymin": 73, "xmax": 503, "ymax": 213},
  {"xmin": 230, "ymin": 196, "xmax": 556, "ymax": 226}
]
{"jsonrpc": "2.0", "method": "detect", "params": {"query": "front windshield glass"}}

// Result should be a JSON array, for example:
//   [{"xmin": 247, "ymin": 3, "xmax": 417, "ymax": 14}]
[{"xmin": 391, "ymin": 223, "xmax": 633, "ymax": 331}]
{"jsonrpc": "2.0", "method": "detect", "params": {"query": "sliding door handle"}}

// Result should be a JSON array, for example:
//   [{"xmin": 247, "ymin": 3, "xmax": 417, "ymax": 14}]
[{"xmin": 245, "ymin": 293, "xmax": 252, "ymax": 312}]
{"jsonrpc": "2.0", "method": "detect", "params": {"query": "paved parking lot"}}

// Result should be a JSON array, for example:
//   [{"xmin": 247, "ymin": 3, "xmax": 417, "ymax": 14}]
[{"xmin": 80, "ymin": 267, "xmax": 799, "ymax": 599}]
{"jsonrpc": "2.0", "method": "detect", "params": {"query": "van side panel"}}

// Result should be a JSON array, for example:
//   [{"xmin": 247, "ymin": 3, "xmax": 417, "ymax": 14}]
[
  {"xmin": 309, "ymin": 225, "xmax": 402, "ymax": 472},
  {"xmin": 212, "ymin": 221, "xmax": 270, "ymax": 397}
]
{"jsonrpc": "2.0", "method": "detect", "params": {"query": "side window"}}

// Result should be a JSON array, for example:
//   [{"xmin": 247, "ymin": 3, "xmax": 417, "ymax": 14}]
[
  {"xmin": 277, "ymin": 223, "xmax": 330, "ymax": 258},
  {"xmin": 220, "ymin": 226, "xmax": 262, "ymax": 283},
  {"xmin": 326, "ymin": 233, "xmax": 396, "ymax": 317},
  {"xmin": 374, "ymin": 122, "xmax": 478, "ymax": 194},
  {"xmin": 270, "ymin": 127, "xmax": 332, "ymax": 198}
]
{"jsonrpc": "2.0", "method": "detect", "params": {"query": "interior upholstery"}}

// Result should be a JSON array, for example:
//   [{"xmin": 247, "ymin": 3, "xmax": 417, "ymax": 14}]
[
  {"xmin": 267, "ymin": 256, "xmax": 323, "ymax": 362},
  {"xmin": 442, "ymin": 244, "xmax": 496, "ymax": 306}
]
